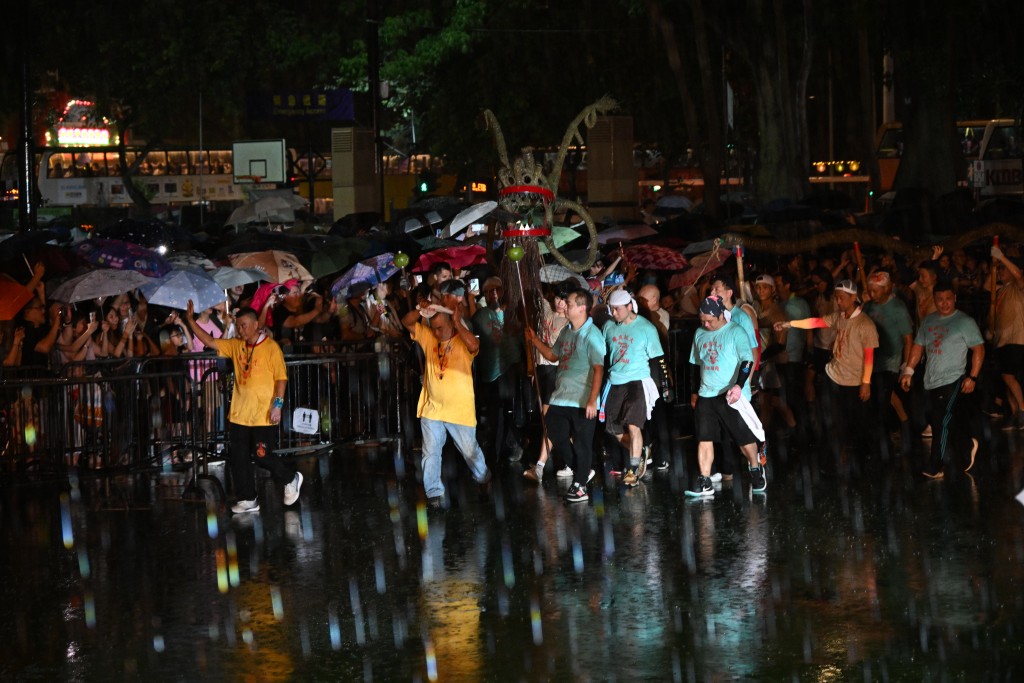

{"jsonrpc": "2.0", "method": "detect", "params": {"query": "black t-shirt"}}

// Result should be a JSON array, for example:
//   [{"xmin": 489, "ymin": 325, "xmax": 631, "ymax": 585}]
[{"xmin": 20, "ymin": 323, "xmax": 53, "ymax": 370}]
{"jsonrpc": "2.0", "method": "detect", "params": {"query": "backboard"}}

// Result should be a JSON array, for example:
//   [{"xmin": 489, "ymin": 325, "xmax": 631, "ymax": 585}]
[{"xmin": 232, "ymin": 139, "xmax": 287, "ymax": 184}]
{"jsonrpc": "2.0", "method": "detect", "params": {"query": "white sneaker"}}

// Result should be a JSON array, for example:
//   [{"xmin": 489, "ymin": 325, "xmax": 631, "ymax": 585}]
[
  {"xmin": 283, "ymin": 472, "xmax": 303, "ymax": 506},
  {"xmin": 556, "ymin": 466, "xmax": 574, "ymax": 478},
  {"xmin": 709, "ymin": 472, "xmax": 723, "ymax": 483},
  {"xmin": 231, "ymin": 498, "xmax": 260, "ymax": 514}
]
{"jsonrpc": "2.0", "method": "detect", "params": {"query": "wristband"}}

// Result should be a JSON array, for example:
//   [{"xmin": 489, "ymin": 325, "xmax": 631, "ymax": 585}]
[
  {"xmin": 901, "ymin": 366, "xmax": 914, "ymax": 376},
  {"xmin": 272, "ymin": 396, "xmax": 284, "ymax": 409},
  {"xmin": 967, "ymin": 376, "xmax": 977, "ymax": 381}
]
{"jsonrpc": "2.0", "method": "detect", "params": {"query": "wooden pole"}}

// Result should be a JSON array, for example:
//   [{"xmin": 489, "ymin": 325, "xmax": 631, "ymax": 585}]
[
  {"xmin": 853, "ymin": 242, "xmax": 869, "ymax": 297},
  {"xmin": 735, "ymin": 245, "xmax": 747, "ymax": 303}
]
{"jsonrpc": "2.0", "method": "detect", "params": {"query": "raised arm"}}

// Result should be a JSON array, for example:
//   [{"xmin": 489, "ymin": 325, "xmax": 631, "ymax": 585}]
[{"xmin": 185, "ymin": 300, "xmax": 219, "ymax": 350}]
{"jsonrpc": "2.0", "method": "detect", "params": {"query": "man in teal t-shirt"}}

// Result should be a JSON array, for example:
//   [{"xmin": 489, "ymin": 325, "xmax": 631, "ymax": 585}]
[
  {"xmin": 899, "ymin": 283, "xmax": 984, "ymax": 478},
  {"xmin": 526, "ymin": 288, "xmax": 605, "ymax": 502},
  {"xmin": 864, "ymin": 269, "xmax": 914, "ymax": 456},
  {"xmin": 686, "ymin": 296, "xmax": 766, "ymax": 497},
  {"xmin": 601, "ymin": 288, "xmax": 668, "ymax": 487}
]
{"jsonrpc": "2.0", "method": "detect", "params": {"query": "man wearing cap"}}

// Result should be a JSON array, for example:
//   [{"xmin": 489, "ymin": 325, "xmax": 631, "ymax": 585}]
[
  {"xmin": 403, "ymin": 298, "xmax": 491, "ymax": 509},
  {"xmin": 776, "ymin": 279, "xmax": 879, "ymax": 473},
  {"xmin": 437, "ymin": 278, "xmax": 477, "ymax": 328},
  {"xmin": 473, "ymin": 276, "xmax": 526, "ymax": 463},
  {"xmin": 899, "ymin": 282, "xmax": 983, "ymax": 478},
  {"xmin": 602, "ymin": 289, "xmax": 671, "ymax": 486},
  {"xmin": 339, "ymin": 281, "xmax": 377, "ymax": 342},
  {"xmin": 687, "ymin": 295, "xmax": 766, "ymax": 497},
  {"xmin": 863, "ymin": 269, "xmax": 914, "ymax": 456}
]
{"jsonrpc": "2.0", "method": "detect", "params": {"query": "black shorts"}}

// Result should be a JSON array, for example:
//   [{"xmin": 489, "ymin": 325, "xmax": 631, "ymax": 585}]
[
  {"xmin": 537, "ymin": 365, "xmax": 557, "ymax": 405},
  {"xmin": 694, "ymin": 394, "xmax": 758, "ymax": 447},
  {"xmin": 604, "ymin": 381, "xmax": 648, "ymax": 435},
  {"xmin": 997, "ymin": 344, "xmax": 1024, "ymax": 377}
]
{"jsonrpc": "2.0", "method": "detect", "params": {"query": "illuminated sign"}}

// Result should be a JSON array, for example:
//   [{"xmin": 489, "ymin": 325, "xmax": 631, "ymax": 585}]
[
  {"xmin": 471, "ymin": 182, "xmax": 488, "ymax": 192},
  {"xmin": 46, "ymin": 99, "xmax": 117, "ymax": 147}
]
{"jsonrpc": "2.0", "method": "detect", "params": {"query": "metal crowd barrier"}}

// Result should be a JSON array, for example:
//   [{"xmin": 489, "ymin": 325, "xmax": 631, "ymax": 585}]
[{"xmin": 0, "ymin": 340, "xmax": 415, "ymax": 476}]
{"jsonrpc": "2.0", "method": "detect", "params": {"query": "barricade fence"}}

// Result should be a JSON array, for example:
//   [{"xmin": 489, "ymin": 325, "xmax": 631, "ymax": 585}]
[{"xmin": 0, "ymin": 340, "xmax": 414, "ymax": 474}]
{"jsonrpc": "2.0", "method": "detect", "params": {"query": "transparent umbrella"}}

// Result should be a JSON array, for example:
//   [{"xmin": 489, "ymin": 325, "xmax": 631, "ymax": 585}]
[{"xmin": 140, "ymin": 269, "xmax": 227, "ymax": 312}]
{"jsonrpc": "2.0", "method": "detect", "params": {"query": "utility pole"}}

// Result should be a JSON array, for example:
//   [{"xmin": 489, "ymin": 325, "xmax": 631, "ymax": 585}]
[
  {"xmin": 18, "ymin": 32, "xmax": 36, "ymax": 231},
  {"xmin": 368, "ymin": 3, "xmax": 385, "ymax": 216}
]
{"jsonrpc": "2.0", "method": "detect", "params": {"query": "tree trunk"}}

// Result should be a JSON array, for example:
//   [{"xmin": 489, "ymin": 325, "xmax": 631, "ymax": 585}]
[
  {"xmin": 114, "ymin": 119, "xmax": 153, "ymax": 217},
  {"xmin": 690, "ymin": 0, "xmax": 723, "ymax": 218},
  {"xmin": 737, "ymin": 0, "xmax": 813, "ymax": 204},
  {"xmin": 891, "ymin": 0, "xmax": 958, "ymax": 197}
]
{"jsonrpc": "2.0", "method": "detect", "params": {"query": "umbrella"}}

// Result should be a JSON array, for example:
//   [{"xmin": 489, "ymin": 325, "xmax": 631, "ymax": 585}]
[
  {"xmin": 0, "ymin": 229, "xmax": 63, "ymax": 262},
  {"xmin": 655, "ymin": 195, "xmax": 694, "ymax": 212},
  {"xmin": 539, "ymin": 264, "xmax": 588, "ymax": 289},
  {"xmin": 0, "ymin": 277, "xmax": 35, "ymax": 321},
  {"xmin": 74, "ymin": 238, "xmax": 172, "ymax": 278},
  {"xmin": 166, "ymin": 250, "xmax": 217, "ymax": 271},
  {"xmin": 597, "ymin": 224, "xmax": 659, "ymax": 244},
  {"xmin": 330, "ymin": 253, "xmax": 399, "ymax": 298},
  {"xmin": 412, "ymin": 244, "xmax": 487, "ymax": 273},
  {"xmin": 227, "ymin": 250, "xmax": 313, "ymax": 283},
  {"xmin": 308, "ymin": 237, "xmax": 371, "ymax": 278},
  {"xmin": 227, "ymin": 195, "xmax": 307, "ymax": 226},
  {"xmin": 623, "ymin": 244, "xmax": 688, "ymax": 271},
  {"xmin": 394, "ymin": 210, "xmax": 447, "ymax": 236},
  {"xmin": 208, "ymin": 266, "xmax": 273, "ymax": 290},
  {"xmin": 140, "ymin": 269, "xmax": 226, "ymax": 312},
  {"xmin": 50, "ymin": 269, "xmax": 154, "ymax": 303},
  {"xmin": 538, "ymin": 225, "xmax": 586, "ymax": 255},
  {"xmin": 442, "ymin": 201, "xmax": 497, "ymax": 239},
  {"xmin": 668, "ymin": 247, "xmax": 732, "ymax": 290},
  {"xmin": 329, "ymin": 212, "xmax": 384, "ymax": 237},
  {"xmin": 93, "ymin": 218, "xmax": 192, "ymax": 249}
]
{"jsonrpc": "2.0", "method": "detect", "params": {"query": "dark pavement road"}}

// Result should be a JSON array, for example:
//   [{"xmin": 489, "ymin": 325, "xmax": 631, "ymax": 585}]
[{"xmin": 2, "ymin": 432, "xmax": 1024, "ymax": 681}]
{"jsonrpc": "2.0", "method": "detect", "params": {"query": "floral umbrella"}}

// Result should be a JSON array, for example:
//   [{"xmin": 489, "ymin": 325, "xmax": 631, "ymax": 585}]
[
  {"xmin": 668, "ymin": 247, "xmax": 732, "ymax": 290},
  {"xmin": 623, "ymin": 244, "xmax": 688, "ymax": 271},
  {"xmin": 329, "ymin": 253, "xmax": 399, "ymax": 298},
  {"xmin": 227, "ymin": 250, "xmax": 313, "ymax": 284},
  {"xmin": 74, "ymin": 238, "xmax": 172, "ymax": 278}
]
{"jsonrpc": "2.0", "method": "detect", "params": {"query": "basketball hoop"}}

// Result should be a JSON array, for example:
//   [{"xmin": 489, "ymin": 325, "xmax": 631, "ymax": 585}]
[{"xmin": 235, "ymin": 174, "xmax": 263, "ymax": 184}]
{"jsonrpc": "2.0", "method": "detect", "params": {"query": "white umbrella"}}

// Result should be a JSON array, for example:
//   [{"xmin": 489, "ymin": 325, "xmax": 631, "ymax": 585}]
[
  {"xmin": 50, "ymin": 269, "xmax": 154, "ymax": 303},
  {"xmin": 140, "ymin": 269, "xmax": 226, "ymax": 312},
  {"xmin": 227, "ymin": 195, "xmax": 307, "ymax": 226},
  {"xmin": 539, "ymin": 264, "xmax": 588, "ymax": 288},
  {"xmin": 597, "ymin": 224, "xmax": 659, "ymax": 244},
  {"xmin": 442, "ymin": 201, "xmax": 497, "ymax": 239},
  {"xmin": 208, "ymin": 266, "xmax": 273, "ymax": 290}
]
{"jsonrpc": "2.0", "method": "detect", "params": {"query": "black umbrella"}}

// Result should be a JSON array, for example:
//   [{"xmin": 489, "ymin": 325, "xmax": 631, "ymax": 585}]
[{"xmin": 94, "ymin": 218, "xmax": 193, "ymax": 249}]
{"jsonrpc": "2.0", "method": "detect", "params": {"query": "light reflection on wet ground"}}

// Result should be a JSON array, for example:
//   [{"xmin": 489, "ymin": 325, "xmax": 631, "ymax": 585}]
[{"xmin": 2, "ymin": 434, "xmax": 1024, "ymax": 681}]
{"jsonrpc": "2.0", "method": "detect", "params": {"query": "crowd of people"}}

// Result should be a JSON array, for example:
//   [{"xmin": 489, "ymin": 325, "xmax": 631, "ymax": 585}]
[{"xmin": 1, "ymin": 235, "xmax": 1017, "ymax": 509}]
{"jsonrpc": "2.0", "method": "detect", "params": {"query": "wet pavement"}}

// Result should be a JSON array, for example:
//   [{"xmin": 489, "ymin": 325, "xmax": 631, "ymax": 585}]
[{"xmin": 3, "ymin": 429, "xmax": 1024, "ymax": 681}]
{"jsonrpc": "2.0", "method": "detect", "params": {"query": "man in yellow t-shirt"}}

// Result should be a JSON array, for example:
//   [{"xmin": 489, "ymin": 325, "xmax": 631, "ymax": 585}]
[
  {"xmin": 186, "ymin": 302, "xmax": 302, "ymax": 514},
  {"xmin": 402, "ymin": 301, "xmax": 491, "ymax": 510}
]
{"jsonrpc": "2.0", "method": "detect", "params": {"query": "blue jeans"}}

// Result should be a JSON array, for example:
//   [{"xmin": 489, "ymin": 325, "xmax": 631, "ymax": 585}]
[{"xmin": 420, "ymin": 418, "xmax": 490, "ymax": 499}]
